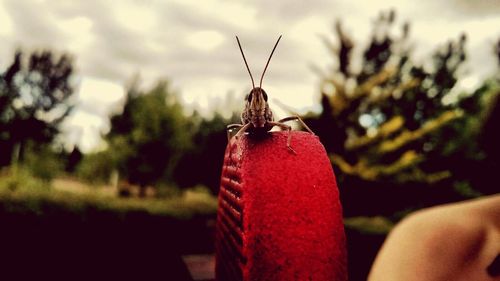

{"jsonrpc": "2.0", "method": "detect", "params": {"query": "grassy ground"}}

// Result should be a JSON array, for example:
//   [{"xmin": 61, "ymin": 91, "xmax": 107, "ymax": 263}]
[
  {"xmin": 0, "ymin": 170, "xmax": 217, "ymax": 280},
  {"xmin": 0, "ymin": 169, "xmax": 394, "ymax": 281},
  {"xmin": 0, "ymin": 170, "xmax": 217, "ymax": 219}
]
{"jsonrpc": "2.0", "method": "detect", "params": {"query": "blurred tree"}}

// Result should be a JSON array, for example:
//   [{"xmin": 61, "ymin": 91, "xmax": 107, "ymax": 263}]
[
  {"xmin": 76, "ymin": 150, "xmax": 115, "ymax": 185},
  {"xmin": 174, "ymin": 111, "xmax": 239, "ymax": 193},
  {"xmin": 22, "ymin": 142, "xmax": 64, "ymax": 182},
  {"xmin": 467, "ymin": 38, "xmax": 500, "ymax": 195},
  {"xmin": 305, "ymin": 10, "xmax": 494, "ymax": 216},
  {"xmin": 106, "ymin": 80, "xmax": 192, "ymax": 196},
  {"xmin": 65, "ymin": 146, "xmax": 83, "ymax": 173},
  {"xmin": 0, "ymin": 50, "xmax": 74, "ymax": 167}
]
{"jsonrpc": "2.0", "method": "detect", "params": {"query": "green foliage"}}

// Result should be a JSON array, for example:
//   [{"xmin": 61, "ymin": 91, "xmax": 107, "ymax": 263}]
[
  {"xmin": 155, "ymin": 182, "xmax": 182, "ymax": 198},
  {"xmin": 22, "ymin": 143, "xmax": 64, "ymax": 182},
  {"xmin": 106, "ymin": 80, "xmax": 192, "ymax": 189},
  {"xmin": 76, "ymin": 150, "xmax": 115, "ymax": 184},
  {"xmin": 0, "ymin": 167, "xmax": 50, "ymax": 194},
  {"xmin": 174, "ymin": 112, "xmax": 240, "ymax": 193},
  {"xmin": 0, "ymin": 50, "xmax": 74, "ymax": 167},
  {"xmin": 344, "ymin": 216, "xmax": 394, "ymax": 235},
  {"xmin": 453, "ymin": 181, "xmax": 482, "ymax": 198},
  {"xmin": 0, "ymin": 172, "xmax": 217, "ymax": 219},
  {"xmin": 305, "ymin": 10, "xmax": 499, "ymax": 216},
  {"xmin": 463, "ymin": 78, "xmax": 500, "ymax": 195}
]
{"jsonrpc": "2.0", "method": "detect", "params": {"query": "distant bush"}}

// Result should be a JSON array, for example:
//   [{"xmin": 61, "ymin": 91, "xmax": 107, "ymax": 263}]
[
  {"xmin": 76, "ymin": 151, "xmax": 115, "ymax": 184},
  {"xmin": 0, "ymin": 167, "xmax": 50, "ymax": 194},
  {"xmin": 23, "ymin": 144, "xmax": 64, "ymax": 182},
  {"xmin": 0, "ymin": 171, "xmax": 217, "ymax": 219},
  {"xmin": 186, "ymin": 185, "xmax": 212, "ymax": 196},
  {"xmin": 155, "ymin": 183, "xmax": 181, "ymax": 199}
]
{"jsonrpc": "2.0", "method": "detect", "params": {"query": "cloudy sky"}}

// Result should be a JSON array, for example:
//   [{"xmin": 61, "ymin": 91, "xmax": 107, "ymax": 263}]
[{"xmin": 1, "ymin": 0, "xmax": 499, "ymax": 152}]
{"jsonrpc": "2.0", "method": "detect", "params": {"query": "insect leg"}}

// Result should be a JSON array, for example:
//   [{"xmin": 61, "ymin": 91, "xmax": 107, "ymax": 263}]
[
  {"xmin": 267, "ymin": 121, "xmax": 296, "ymax": 154},
  {"xmin": 227, "ymin": 124, "xmax": 243, "ymax": 141},
  {"xmin": 278, "ymin": 115, "xmax": 315, "ymax": 135},
  {"xmin": 233, "ymin": 123, "xmax": 252, "ymax": 141}
]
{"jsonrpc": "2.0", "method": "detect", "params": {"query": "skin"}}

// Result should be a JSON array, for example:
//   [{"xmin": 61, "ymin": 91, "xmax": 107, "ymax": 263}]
[{"xmin": 368, "ymin": 194, "xmax": 500, "ymax": 281}]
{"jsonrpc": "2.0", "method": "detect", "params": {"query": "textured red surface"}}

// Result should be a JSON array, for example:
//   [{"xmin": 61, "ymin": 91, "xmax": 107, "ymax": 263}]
[{"xmin": 216, "ymin": 131, "xmax": 347, "ymax": 281}]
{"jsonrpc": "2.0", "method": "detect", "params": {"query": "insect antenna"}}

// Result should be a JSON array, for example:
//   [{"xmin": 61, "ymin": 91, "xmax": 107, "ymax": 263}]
[
  {"xmin": 236, "ymin": 36, "xmax": 256, "ymax": 89},
  {"xmin": 259, "ymin": 35, "xmax": 282, "ymax": 88}
]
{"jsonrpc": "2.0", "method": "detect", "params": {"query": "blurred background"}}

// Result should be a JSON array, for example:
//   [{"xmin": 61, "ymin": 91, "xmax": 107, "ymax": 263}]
[{"xmin": 0, "ymin": 0, "xmax": 499, "ymax": 280}]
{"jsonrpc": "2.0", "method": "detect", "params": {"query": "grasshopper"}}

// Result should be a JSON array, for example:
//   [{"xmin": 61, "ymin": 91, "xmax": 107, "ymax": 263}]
[{"xmin": 227, "ymin": 35, "xmax": 315, "ymax": 154}]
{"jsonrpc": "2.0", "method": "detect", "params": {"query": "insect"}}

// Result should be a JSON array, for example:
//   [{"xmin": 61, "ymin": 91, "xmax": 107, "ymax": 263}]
[{"xmin": 227, "ymin": 35, "xmax": 315, "ymax": 154}]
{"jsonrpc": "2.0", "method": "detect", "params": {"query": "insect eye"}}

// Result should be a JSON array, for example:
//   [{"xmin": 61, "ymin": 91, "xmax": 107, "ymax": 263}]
[
  {"xmin": 262, "ymin": 91, "xmax": 268, "ymax": 101},
  {"xmin": 246, "ymin": 92, "xmax": 253, "ymax": 102}
]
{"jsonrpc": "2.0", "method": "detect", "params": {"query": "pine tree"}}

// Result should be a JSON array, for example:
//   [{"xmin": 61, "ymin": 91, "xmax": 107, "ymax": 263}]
[{"xmin": 304, "ymin": 11, "xmax": 495, "ymax": 216}]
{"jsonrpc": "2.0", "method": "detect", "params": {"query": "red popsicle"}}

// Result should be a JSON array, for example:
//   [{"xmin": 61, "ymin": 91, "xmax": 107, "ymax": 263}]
[{"xmin": 216, "ymin": 131, "xmax": 347, "ymax": 281}]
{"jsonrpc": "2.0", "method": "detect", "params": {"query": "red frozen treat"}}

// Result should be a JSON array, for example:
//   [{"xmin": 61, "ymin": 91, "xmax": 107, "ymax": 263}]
[{"xmin": 216, "ymin": 131, "xmax": 347, "ymax": 281}]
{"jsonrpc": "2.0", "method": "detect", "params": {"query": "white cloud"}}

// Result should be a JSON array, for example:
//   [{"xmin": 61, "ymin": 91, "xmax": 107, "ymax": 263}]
[
  {"xmin": 186, "ymin": 30, "xmax": 225, "ymax": 52},
  {"xmin": 174, "ymin": 0, "xmax": 259, "ymax": 30},
  {"xmin": 1, "ymin": 0, "xmax": 499, "ymax": 152},
  {"xmin": 113, "ymin": 1, "xmax": 158, "ymax": 33},
  {"xmin": 58, "ymin": 77, "xmax": 124, "ymax": 152},
  {"xmin": 59, "ymin": 16, "xmax": 94, "ymax": 53},
  {"xmin": 62, "ymin": 109, "xmax": 106, "ymax": 152},
  {"xmin": 78, "ymin": 77, "xmax": 124, "ymax": 105},
  {"xmin": 0, "ymin": 1, "xmax": 13, "ymax": 36}
]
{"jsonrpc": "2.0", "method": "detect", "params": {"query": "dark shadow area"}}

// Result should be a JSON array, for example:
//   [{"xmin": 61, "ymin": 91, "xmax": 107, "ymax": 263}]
[
  {"xmin": 337, "ymin": 176, "xmax": 465, "ymax": 217},
  {"xmin": 345, "ymin": 228, "xmax": 386, "ymax": 281},
  {"xmin": 0, "ymin": 206, "xmax": 216, "ymax": 280}
]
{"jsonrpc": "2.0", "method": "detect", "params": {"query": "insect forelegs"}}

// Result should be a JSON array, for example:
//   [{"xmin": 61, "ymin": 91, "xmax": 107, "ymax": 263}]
[
  {"xmin": 227, "ymin": 123, "xmax": 252, "ymax": 142},
  {"xmin": 226, "ymin": 124, "xmax": 243, "ymax": 141},
  {"xmin": 268, "ymin": 121, "xmax": 296, "ymax": 154},
  {"xmin": 278, "ymin": 115, "xmax": 315, "ymax": 135},
  {"xmin": 270, "ymin": 115, "xmax": 315, "ymax": 154}
]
